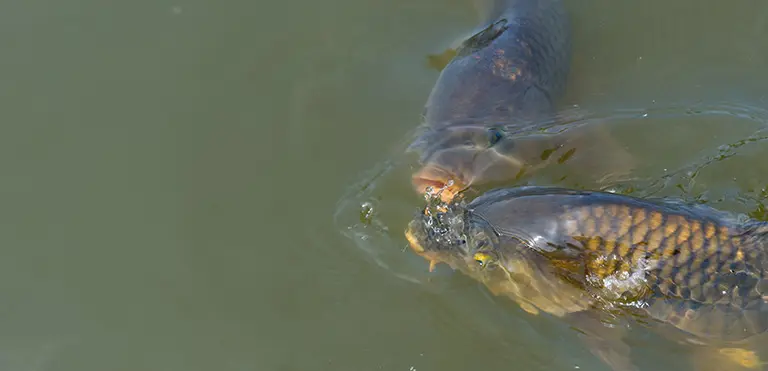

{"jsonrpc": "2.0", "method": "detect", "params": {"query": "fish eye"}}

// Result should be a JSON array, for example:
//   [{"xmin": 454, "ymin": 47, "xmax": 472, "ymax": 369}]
[
  {"xmin": 488, "ymin": 128, "xmax": 504, "ymax": 146},
  {"xmin": 473, "ymin": 252, "xmax": 492, "ymax": 267}
]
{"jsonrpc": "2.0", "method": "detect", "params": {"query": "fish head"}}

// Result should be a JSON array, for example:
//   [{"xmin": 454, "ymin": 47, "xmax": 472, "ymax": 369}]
[{"xmin": 410, "ymin": 125, "xmax": 527, "ymax": 203}]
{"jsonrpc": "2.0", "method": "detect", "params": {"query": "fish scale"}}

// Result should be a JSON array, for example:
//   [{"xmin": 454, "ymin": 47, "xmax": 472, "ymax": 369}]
[
  {"xmin": 555, "ymin": 200, "xmax": 768, "ymax": 341},
  {"xmin": 406, "ymin": 186, "xmax": 768, "ymax": 370}
]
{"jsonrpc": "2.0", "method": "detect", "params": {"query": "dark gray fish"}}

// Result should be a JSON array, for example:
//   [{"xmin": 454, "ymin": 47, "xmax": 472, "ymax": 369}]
[{"xmin": 410, "ymin": 0, "xmax": 632, "ymax": 202}]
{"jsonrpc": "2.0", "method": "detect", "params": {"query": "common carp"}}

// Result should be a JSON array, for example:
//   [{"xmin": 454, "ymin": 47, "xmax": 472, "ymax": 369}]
[
  {"xmin": 409, "ymin": 0, "xmax": 632, "ymax": 202},
  {"xmin": 405, "ymin": 186, "xmax": 768, "ymax": 370}
]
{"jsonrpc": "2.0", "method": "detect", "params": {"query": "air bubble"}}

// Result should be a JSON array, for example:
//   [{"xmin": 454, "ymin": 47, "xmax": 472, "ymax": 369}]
[{"xmin": 359, "ymin": 202, "xmax": 374, "ymax": 224}]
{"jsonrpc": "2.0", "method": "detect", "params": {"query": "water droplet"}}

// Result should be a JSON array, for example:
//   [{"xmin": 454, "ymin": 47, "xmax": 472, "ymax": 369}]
[{"xmin": 360, "ymin": 202, "xmax": 374, "ymax": 224}]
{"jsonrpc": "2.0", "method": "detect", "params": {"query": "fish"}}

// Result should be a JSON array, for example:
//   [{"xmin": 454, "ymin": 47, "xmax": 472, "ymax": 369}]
[
  {"xmin": 405, "ymin": 185, "xmax": 768, "ymax": 370},
  {"xmin": 409, "ymin": 0, "xmax": 633, "ymax": 203}
]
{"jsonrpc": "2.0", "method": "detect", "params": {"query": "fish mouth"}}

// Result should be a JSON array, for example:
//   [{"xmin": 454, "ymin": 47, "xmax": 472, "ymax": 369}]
[
  {"xmin": 404, "ymin": 222, "xmax": 424, "ymax": 254},
  {"xmin": 405, "ymin": 220, "xmax": 441, "ymax": 272},
  {"xmin": 411, "ymin": 165, "xmax": 467, "ymax": 203}
]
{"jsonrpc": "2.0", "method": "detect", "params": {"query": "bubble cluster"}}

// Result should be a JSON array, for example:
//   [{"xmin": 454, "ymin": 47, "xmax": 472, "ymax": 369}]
[{"xmin": 417, "ymin": 186, "xmax": 470, "ymax": 251}]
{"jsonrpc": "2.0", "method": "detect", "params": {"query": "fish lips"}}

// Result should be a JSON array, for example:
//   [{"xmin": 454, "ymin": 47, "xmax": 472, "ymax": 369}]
[{"xmin": 411, "ymin": 145, "xmax": 525, "ymax": 202}]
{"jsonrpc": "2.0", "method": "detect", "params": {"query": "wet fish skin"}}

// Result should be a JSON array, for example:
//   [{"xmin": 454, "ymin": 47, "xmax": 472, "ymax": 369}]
[
  {"xmin": 409, "ymin": 0, "xmax": 579, "ymax": 202},
  {"xmin": 465, "ymin": 186, "xmax": 768, "ymax": 341},
  {"xmin": 406, "ymin": 186, "xmax": 768, "ymax": 370}
]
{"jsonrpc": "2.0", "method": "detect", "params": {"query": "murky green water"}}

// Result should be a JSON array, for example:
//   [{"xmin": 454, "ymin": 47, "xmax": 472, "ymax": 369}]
[{"xmin": 1, "ymin": 0, "xmax": 768, "ymax": 370}]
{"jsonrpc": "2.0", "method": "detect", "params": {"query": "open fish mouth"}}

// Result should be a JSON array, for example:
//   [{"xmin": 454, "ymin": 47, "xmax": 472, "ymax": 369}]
[
  {"xmin": 404, "ymin": 221, "xmax": 425, "ymax": 254},
  {"xmin": 404, "ymin": 210, "xmax": 475, "ymax": 273},
  {"xmin": 411, "ymin": 164, "xmax": 466, "ymax": 203},
  {"xmin": 405, "ymin": 221, "xmax": 440, "ymax": 272}
]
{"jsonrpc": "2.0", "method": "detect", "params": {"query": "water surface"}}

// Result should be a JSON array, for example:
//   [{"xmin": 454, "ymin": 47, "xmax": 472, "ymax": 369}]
[{"xmin": 1, "ymin": 0, "xmax": 768, "ymax": 370}]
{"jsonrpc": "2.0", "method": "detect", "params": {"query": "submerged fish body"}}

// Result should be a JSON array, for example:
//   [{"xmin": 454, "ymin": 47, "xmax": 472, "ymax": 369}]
[
  {"xmin": 406, "ymin": 186, "xmax": 768, "ymax": 370},
  {"xmin": 422, "ymin": 0, "xmax": 571, "ymax": 127},
  {"xmin": 409, "ymin": 0, "xmax": 633, "ymax": 202},
  {"xmin": 409, "ymin": 0, "xmax": 575, "ymax": 202}
]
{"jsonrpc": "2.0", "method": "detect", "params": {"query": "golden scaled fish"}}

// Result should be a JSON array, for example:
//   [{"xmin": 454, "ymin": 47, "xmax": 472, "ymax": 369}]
[{"xmin": 406, "ymin": 186, "xmax": 768, "ymax": 371}]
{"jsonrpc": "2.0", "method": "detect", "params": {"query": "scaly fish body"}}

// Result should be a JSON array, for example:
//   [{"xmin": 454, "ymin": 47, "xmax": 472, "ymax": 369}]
[
  {"xmin": 525, "ymin": 189, "xmax": 768, "ymax": 343},
  {"xmin": 406, "ymin": 186, "xmax": 768, "ymax": 344}
]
